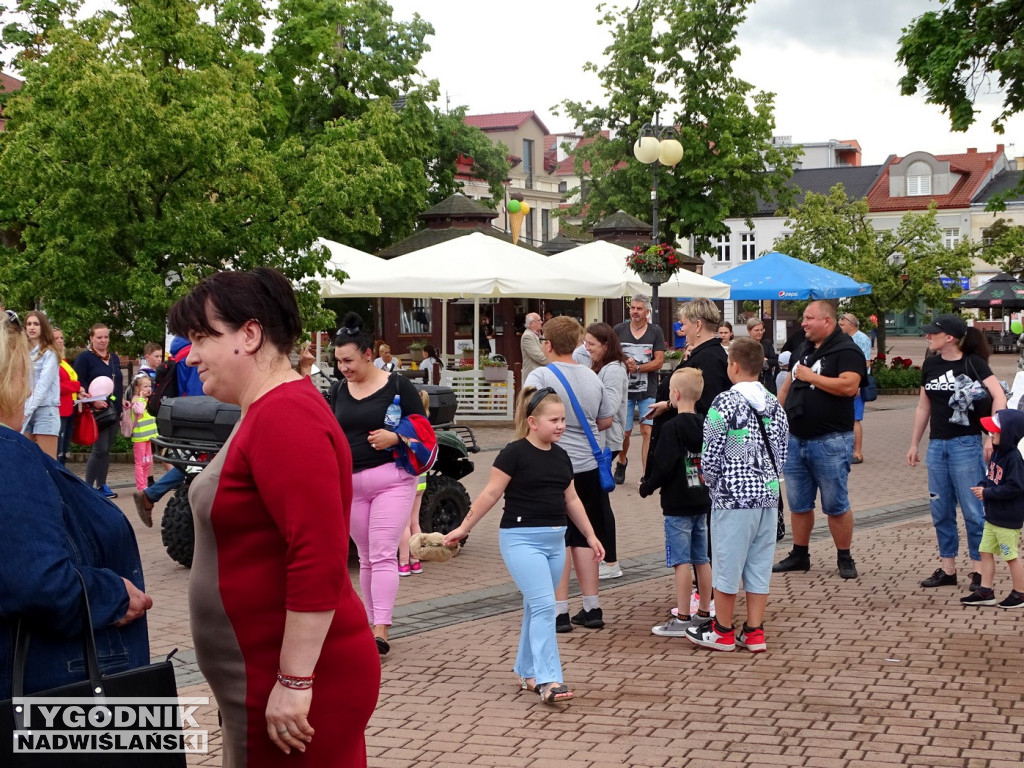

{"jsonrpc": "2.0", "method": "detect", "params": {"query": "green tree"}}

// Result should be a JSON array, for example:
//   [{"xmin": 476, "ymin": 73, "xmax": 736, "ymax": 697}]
[
  {"xmin": 557, "ymin": 0, "xmax": 799, "ymax": 256},
  {"xmin": 897, "ymin": 0, "xmax": 1024, "ymax": 135},
  {"xmin": 774, "ymin": 184, "xmax": 977, "ymax": 354},
  {"xmin": 265, "ymin": 0, "xmax": 509, "ymax": 251},
  {"xmin": 0, "ymin": 0, "xmax": 508, "ymax": 347},
  {"xmin": 979, "ymin": 217, "xmax": 1024, "ymax": 276}
]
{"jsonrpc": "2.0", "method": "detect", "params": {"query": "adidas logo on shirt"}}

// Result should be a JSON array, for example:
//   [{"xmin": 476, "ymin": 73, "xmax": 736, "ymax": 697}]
[{"xmin": 924, "ymin": 369, "xmax": 959, "ymax": 392}]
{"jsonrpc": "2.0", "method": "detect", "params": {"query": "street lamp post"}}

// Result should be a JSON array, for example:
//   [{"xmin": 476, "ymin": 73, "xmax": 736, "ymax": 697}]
[{"xmin": 632, "ymin": 113, "xmax": 683, "ymax": 325}]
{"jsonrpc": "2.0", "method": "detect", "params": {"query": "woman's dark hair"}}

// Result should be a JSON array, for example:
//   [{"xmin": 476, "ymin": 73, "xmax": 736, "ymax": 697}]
[
  {"xmin": 585, "ymin": 322, "xmax": 627, "ymax": 373},
  {"xmin": 333, "ymin": 312, "xmax": 373, "ymax": 354},
  {"xmin": 959, "ymin": 326, "xmax": 992, "ymax": 360},
  {"xmin": 168, "ymin": 267, "xmax": 301, "ymax": 354},
  {"xmin": 423, "ymin": 344, "xmax": 444, "ymax": 368}
]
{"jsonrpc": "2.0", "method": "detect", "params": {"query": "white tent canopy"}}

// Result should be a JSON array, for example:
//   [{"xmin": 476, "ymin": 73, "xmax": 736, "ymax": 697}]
[
  {"xmin": 314, "ymin": 237, "xmax": 393, "ymax": 298},
  {"xmin": 550, "ymin": 240, "xmax": 731, "ymax": 299}
]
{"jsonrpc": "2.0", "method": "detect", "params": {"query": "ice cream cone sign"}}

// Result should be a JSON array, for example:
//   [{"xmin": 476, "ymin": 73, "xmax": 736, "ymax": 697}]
[{"xmin": 507, "ymin": 193, "xmax": 532, "ymax": 245}]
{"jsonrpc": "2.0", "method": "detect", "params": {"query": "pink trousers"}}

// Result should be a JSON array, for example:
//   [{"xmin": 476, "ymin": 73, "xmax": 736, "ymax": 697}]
[
  {"xmin": 350, "ymin": 462, "xmax": 417, "ymax": 626},
  {"xmin": 133, "ymin": 441, "xmax": 152, "ymax": 492}
]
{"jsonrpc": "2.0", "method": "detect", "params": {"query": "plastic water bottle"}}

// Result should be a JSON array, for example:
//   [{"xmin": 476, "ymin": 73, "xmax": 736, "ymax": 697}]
[{"xmin": 384, "ymin": 395, "xmax": 401, "ymax": 430}]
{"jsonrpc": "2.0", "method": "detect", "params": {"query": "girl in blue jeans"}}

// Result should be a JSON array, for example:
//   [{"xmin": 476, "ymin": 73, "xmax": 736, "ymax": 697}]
[
  {"xmin": 444, "ymin": 386, "xmax": 604, "ymax": 704},
  {"xmin": 908, "ymin": 317, "xmax": 1006, "ymax": 588}
]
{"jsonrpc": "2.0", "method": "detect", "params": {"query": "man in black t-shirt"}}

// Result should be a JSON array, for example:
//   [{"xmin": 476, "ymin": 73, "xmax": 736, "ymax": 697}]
[
  {"xmin": 774, "ymin": 301, "xmax": 867, "ymax": 580},
  {"xmin": 612, "ymin": 294, "xmax": 666, "ymax": 484}
]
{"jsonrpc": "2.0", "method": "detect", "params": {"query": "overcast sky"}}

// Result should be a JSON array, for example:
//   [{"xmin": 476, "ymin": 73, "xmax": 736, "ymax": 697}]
[{"xmin": 388, "ymin": 0, "xmax": 1024, "ymax": 166}]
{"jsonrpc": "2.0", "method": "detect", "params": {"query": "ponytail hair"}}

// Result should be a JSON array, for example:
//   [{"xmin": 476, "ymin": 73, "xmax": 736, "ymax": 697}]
[
  {"xmin": 514, "ymin": 385, "xmax": 562, "ymax": 440},
  {"xmin": 333, "ymin": 312, "xmax": 373, "ymax": 354},
  {"xmin": 959, "ymin": 326, "xmax": 991, "ymax": 361}
]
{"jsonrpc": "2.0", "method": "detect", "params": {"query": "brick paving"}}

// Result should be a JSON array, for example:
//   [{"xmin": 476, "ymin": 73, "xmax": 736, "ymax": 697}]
[{"xmin": 75, "ymin": 340, "xmax": 1023, "ymax": 767}]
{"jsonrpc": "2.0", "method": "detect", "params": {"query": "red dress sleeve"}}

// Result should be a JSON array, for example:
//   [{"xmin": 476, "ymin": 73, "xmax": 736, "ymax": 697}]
[{"xmin": 242, "ymin": 383, "xmax": 354, "ymax": 612}]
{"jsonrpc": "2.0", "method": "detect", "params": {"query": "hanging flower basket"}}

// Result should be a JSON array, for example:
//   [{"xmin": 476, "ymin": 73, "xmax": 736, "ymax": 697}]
[{"xmin": 627, "ymin": 243, "xmax": 682, "ymax": 283}]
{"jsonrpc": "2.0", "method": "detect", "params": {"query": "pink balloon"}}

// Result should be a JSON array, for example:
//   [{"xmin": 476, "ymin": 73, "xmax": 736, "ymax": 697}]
[{"xmin": 89, "ymin": 376, "xmax": 114, "ymax": 398}]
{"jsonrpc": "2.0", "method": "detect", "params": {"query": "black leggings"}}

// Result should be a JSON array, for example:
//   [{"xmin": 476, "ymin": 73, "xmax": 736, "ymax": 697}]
[{"xmin": 85, "ymin": 421, "xmax": 118, "ymax": 488}]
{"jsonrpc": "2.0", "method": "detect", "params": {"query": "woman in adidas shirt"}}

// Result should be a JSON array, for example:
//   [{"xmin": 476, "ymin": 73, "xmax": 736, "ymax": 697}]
[{"xmin": 907, "ymin": 315, "xmax": 1006, "ymax": 591}]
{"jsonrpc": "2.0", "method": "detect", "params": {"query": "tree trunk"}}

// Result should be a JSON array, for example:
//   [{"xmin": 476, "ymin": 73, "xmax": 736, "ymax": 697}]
[{"xmin": 875, "ymin": 324, "xmax": 887, "ymax": 360}]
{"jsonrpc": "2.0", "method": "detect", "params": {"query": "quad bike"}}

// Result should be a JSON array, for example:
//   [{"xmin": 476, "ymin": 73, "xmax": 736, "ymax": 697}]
[{"xmin": 151, "ymin": 385, "xmax": 479, "ymax": 568}]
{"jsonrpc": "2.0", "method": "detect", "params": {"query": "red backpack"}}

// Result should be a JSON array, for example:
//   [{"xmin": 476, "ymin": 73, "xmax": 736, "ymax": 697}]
[{"xmin": 392, "ymin": 414, "xmax": 438, "ymax": 476}]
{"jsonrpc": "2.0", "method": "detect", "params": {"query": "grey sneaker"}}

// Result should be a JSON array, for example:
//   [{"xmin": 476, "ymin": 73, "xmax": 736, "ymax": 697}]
[
  {"xmin": 651, "ymin": 617, "xmax": 692, "ymax": 637},
  {"xmin": 598, "ymin": 561, "xmax": 623, "ymax": 579}
]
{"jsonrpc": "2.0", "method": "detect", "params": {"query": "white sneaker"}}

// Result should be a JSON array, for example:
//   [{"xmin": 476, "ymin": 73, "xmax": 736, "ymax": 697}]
[
  {"xmin": 598, "ymin": 562, "xmax": 623, "ymax": 579},
  {"xmin": 651, "ymin": 617, "xmax": 691, "ymax": 637}
]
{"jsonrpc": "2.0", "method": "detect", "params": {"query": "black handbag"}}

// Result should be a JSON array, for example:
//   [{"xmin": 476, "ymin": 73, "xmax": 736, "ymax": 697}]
[
  {"xmin": 0, "ymin": 573, "xmax": 186, "ymax": 767},
  {"xmin": 92, "ymin": 402, "xmax": 119, "ymax": 431}
]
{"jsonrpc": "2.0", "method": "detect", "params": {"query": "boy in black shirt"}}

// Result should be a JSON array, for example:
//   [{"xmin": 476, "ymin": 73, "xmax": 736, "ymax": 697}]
[{"xmin": 640, "ymin": 368, "xmax": 713, "ymax": 636}]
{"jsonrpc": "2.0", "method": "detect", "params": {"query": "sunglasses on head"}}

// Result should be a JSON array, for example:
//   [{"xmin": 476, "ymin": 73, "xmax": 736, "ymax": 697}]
[{"xmin": 3, "ymin": 309, "xmax": 20, "ymax": 332}]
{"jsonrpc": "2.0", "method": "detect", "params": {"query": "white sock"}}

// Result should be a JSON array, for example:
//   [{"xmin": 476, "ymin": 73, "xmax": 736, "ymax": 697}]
[
  {"xmin": 555, "ymin": 601, "xmax": 569, "ymax": 615},
  {"xmin": 582, "ymin": 595, "xmax": 600, "ymax": 612}
]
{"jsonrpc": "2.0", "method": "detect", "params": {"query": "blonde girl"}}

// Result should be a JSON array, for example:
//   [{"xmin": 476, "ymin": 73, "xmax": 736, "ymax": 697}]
[
  {"xmin": 22, "ymin": 310, "xmax": 60, "ymax": 458},
  {"xmin": 443, "ymin": 387, "xmax": 605, "ymax": 704},
  {"xmin": 128, "ymin": 373, "xmax": 158, "ymax": 500}
]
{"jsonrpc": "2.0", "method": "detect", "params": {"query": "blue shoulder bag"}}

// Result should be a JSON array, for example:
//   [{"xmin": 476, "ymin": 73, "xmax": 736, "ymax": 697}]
[{"xmin": 546, "ymin": 364, "xmax": 616, "ymax": 493}]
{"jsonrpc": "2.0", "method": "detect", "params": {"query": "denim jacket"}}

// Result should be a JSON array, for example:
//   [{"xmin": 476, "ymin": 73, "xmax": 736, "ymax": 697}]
[{"xmin": 0, "ymin": 426, "xmax": 149, "ymax": 697}]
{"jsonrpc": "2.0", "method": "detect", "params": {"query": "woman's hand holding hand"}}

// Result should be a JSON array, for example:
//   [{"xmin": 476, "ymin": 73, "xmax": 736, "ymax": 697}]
[
  {"xmin": 647, "ymin": 401, "xmax": 670, "ymax": 419},
  {"xmin": 114, "ymin": 578, "xmax": 153, "ymax": 627},
  {"xmin": 587, "ymin": 535, "xmax": 605, "ymax": 562},
  {"xmin": 367, "ymin": 429, "xmax": 399, "ymax": 451},
  {"xmin": 442, "ymin": 527, "xmax": 468, "ymax": 548},
  {"xmin": 266, "ymin": 685, "xmax": 314, "ymax": 755}
]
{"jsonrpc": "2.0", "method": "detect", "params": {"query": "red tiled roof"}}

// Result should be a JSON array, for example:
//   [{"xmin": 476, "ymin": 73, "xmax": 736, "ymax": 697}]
[
  {"xmin": 544, "ymin": 132, "xmax": 611, "ymax": 176},
  {"xmin": 464, "ymin": 111, "xmax": 550, "ymax": 135},
  {"xmin": 0, "ymin": 72, "xmax": 23, "ymax": 94},
  {"xmin": 865, "ymin": 149, "xmax": 1003, "ymax": 211}
]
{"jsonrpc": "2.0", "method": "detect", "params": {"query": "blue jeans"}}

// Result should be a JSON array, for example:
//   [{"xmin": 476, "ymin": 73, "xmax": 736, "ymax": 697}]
[
  {"xmin": 926, "ymin": 435, "xmax": 985, "ymax": 562},
  {"xmin": 146, "ymin": 466, "xmax": 185, "ymax": 503},
  {"xmin": 784, "ymin": 432, "xmax": 854, "ymax": 516},
  {"xmin": 499, "ymin": 527, "xmax": 566, "ymax": 686}
]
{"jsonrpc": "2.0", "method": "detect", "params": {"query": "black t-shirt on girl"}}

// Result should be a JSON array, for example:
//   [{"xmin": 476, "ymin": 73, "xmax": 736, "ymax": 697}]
[
  {"xmin": 493, "ymin": 438, "xmax": 573, "ymax": 528},
  {"xmin": 331, "ymin": 373, "xmax": 426, "ymax": 473},
  {"xmin": 922, "ymin": 353, "xmax": 994, "ymax": 440}
]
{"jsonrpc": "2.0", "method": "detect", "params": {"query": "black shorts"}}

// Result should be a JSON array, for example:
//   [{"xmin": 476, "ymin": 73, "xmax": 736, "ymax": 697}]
[{"xmin": 565, "ymin": 467, "xmax": 611, "ymax": 548}]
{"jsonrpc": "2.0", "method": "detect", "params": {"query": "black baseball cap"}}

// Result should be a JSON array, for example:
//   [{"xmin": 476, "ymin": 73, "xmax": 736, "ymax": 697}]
[{"xmin": 922, "ymin": 314, "xmax": 967, "ymax": 339}]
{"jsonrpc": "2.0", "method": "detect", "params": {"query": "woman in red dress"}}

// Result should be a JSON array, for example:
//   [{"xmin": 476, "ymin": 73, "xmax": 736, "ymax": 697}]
[{"xmin": 169, "ymin": 268, "xmax": 379, "ymax": 767}]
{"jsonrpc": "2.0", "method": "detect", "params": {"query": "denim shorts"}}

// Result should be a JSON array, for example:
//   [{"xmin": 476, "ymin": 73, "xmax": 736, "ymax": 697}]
[
  {"xmin": 710, "ymin": 507, "xmax": 777, "ymax": 594},
  {"xmin": 624, "ymin": 396, "xmax": 656, "ymax": 430},
  {"xmin": 24, "ymin": 405, "xmax": 60, "ymax": 436},
  {"xmin": 664, "ymin": 515, "xmax": 710, "ymax": 567},
  {"xmin": 784, "ymin": 432, "xmax": 854, "ymax": 516}
]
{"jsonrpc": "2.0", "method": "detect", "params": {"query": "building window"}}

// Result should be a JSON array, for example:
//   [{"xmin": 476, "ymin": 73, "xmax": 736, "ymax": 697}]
[
  {"xmin": 906, "ymin": 160, "xmax": 932, "ymax": 196},
  {"xmin": 943, "ymin": 227, "xmax": 961, "ymax": 249},
  {"xmin": 525, "ymin": 209, "xmax": 535, "ymax": 244},
  {"xmin": 715, "ymin": 235, "xmax": 731, "ymax": 262},
  {"xmin": 541, "ymin": 209, "xmax": 550, "ymax": 243},
  {"xmin": 399, "ymin": 298, "xmax": 431, "ymax": 335},
  {"xmin": 558, "ymin": 180, "xmax": 567, "ymax": 194},
  {"xmin": 740, "ymin": 231, "xmax": 756, "ymax": 261},
  {"xmin": 522, "ymin": 138, "xmax": 534, "ymax": 189},
  {"xmin": 982, "ymin": 228, "xmax": 995, "ymax": 249}
]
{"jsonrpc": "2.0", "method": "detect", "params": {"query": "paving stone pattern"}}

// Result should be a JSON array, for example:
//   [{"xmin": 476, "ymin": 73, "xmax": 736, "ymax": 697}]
[{"xmin": 80, "ymin": 340, "xmax": 1023, "ymax": 766}]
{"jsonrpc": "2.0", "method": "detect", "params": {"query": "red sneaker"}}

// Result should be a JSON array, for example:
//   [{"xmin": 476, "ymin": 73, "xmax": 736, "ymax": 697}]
[
  {"xmin": 736, "ymin": 625, "xmax": 766, "ymax": 653},
  {"xmin": 685, "ymin": 619, "xmax": 735, "ymax": 651}
]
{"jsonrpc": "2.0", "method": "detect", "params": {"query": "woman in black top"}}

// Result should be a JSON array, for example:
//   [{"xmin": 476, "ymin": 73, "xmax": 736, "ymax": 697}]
[
  {"xmin": 747, "ymin": 317, "xmax": 778, "ymax": 394},
  {"xmin": 72, "ymin": 323, "xmax": 124, "ymax": 498},
  {"xmin": 444, "ymin": 387, "xmax": 604, "ymax": 705},
  {"xmin": 908, "ymin": 316, "xmax": 1006, "ymax": 590},
  {"xmin": 331, "ymin": 313, "xmax": 426, "ymax": 655},
  {"xmin": 649, "ymin": 299, "xmax": 730, "ymax": 452}
]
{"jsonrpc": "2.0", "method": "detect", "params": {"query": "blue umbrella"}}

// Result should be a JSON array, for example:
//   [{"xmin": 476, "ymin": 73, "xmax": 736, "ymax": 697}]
[{"xmin": 714, "ymin": 251, "xmax": 872, "ymax": 300}]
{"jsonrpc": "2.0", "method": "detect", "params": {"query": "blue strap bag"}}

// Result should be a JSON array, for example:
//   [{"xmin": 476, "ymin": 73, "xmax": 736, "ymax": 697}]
[{"xmin": 546, "ymin": 364, "xmax": 616, "ymax": 493}]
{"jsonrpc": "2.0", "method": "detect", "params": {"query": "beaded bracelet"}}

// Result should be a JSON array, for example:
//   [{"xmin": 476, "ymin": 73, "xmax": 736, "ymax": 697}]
[{"xmin": 276, "ymin": 671, "xmax": 315, "ymax": 690}]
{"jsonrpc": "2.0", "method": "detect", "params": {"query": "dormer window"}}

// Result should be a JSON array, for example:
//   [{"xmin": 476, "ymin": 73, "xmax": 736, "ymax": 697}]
[{"xmin": 906, "ymin": 161, "xmax": 932, "ymax": 196}]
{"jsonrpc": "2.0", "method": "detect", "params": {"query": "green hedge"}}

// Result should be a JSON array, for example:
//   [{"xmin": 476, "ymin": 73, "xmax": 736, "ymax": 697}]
[
  {"xmin": 70, "ymin": 434, "xmax": 134, "ymax": 454},
  {"xmin": 870, "ymin": 354, "xmax": 922, "ymax": 389}
]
